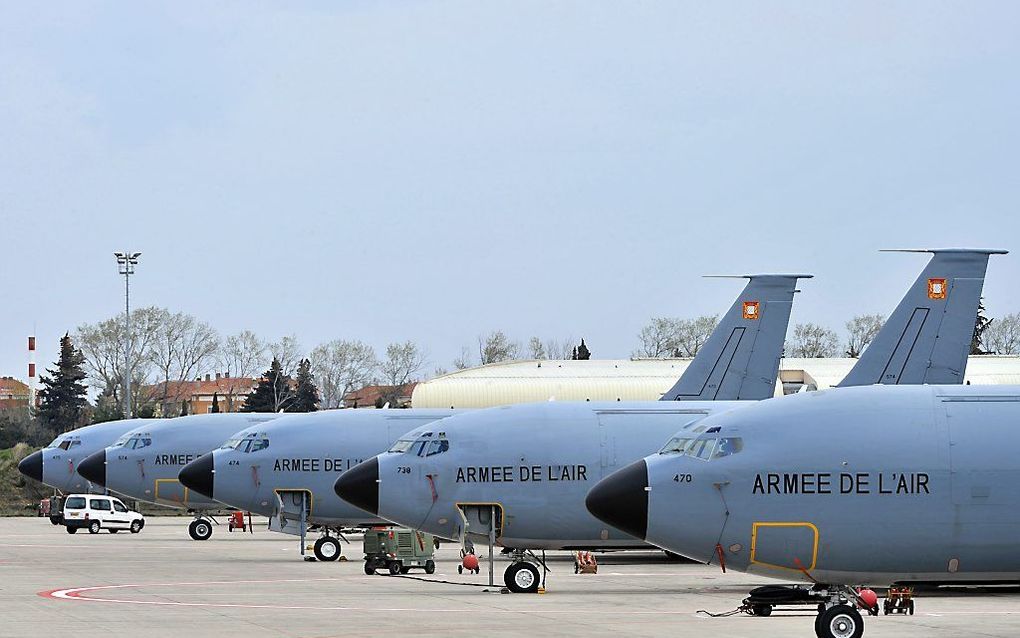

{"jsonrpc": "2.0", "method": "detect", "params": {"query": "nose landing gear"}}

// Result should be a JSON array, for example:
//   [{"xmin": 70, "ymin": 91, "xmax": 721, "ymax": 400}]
[{"xmin": 188, "ymin": 516, "xmax": 214, "ymax": 541}]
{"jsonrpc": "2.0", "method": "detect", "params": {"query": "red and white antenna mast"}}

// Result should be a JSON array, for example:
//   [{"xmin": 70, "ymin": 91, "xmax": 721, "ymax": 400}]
[{"xmin": 28, "ymin": 335, "xmax": 37, "ymax": 409}]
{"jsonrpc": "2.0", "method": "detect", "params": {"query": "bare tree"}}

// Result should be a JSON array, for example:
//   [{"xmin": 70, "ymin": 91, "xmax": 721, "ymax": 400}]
[
  {"xmin": 269, "ymin": 334, "xmax": 303, "ymax": 376},
  {"xmin": 76, "ymin": 306, "xmax": 165, "ymax": 415},
  {"xmin": 844, "ymin": 314, "xmax": 885, "ymax": 358},
  {"xmin": 527, "ymin": 337, "xmax": 546, "ymax": 360},
  {"xmin": 788, "ymin": 323, "xmax": 840, "ymax": 358},
  {"xmin": 479, "ymin": 331, "xmax": 520, "ymax": 364},
  {"xmin": 984, "ymin": 313, "xmax": 1020, "ymax": 355},
  {"xmin": 217, "ymin": 330, "xmax": 268, "ymax": 411},
  {"xmin": 543, "ymin": 337, "xmax": 574, "ymax": 360},
  {"xmin": 675, "ymin": 315, "xmax": 718, "ymax": 356},
  {"xmin": 381, "ymin": 341, "xmax": 427, "ymax": 387},
  {"xmin": 148, "ymin": 311, "xmax": 220, "ymax": 412},
  {"xmin": 309, "ymin": 339, "xmax": 378, "ymax": 409},
  {"xmin": 452, "ymin": 346, "xmax": 473, "ymax": 370},
  {"xmin": 635, "ymin": 317, "xmax": 682, "ymax": 358}
]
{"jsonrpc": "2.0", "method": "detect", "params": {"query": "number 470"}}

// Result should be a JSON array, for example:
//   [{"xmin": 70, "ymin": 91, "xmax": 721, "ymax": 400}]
[{"xmin": 673, "ymin": 474, "xmax": 692, "ymax": 483}]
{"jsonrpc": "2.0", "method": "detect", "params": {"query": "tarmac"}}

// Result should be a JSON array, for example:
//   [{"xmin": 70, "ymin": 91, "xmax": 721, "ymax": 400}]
[{"xmin": 2, "ymin": 516, "xmax": 1019, "ymax": 637}]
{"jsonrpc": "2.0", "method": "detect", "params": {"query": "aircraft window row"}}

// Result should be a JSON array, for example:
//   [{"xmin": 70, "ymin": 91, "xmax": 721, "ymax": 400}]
[
  {"xmin": 220, "ymin": 432, "xmax": 270, "ymax": 453},
  {"xmin": 658, "ymin": 434, "xmax": 743, "ymax": 461},
  {"xmin": 387, "ymin": 432, "xmax": 449, "ymax": 457}
]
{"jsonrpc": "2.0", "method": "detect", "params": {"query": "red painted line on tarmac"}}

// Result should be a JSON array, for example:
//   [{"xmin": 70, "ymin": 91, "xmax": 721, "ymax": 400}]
[{"xmin": 34, "ymin": 579, "xmax": 1020, "ymax": 616}]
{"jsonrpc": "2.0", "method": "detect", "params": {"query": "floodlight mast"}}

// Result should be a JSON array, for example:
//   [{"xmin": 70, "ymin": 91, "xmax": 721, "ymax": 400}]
[{"xmin": 114, "ymin": 252, "xmax": 140, "ymax": 418}]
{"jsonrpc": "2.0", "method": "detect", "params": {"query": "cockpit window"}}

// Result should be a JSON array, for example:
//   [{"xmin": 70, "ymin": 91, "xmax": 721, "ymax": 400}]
[
  {"xmin": 387, "ymin": 432, "xmax": 449, "ymax": 457},
  {"xmin": 57, "ymin": 439, "xmax": 81, "ymax": 451},
  {"xmin": 113, "ymin": 435, "xmax": 151, "ymax": 450},
  {"xmin": 220, "ymin": 432, "xmax": 268, "ymax": 453},
  {"xmin": 659, "ymin": 429, "xmax": 743, "ymax": 462}
]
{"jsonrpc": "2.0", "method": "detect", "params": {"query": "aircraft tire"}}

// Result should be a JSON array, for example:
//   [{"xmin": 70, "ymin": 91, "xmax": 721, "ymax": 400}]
[
  {"xmin": 313, "ymin": 536, "xmax": 342, "ymax": 562},
  {"xmin": 814, "ymin": 604, "xmax": 863, "ymax": 638},
  {"xmin": 504, "ymin": 562, "xmax": 541, "ymax": 594},
  {"xmin": 88, "ymin": 520, "xmax": 101, "ymax": 534},
  {"xmin": 189, "ymin": 519, "xmax": 213, "ymax": 541},
  {"xmin": 425, "ymin": 560, "xmax": 436, "ymax": 574}
]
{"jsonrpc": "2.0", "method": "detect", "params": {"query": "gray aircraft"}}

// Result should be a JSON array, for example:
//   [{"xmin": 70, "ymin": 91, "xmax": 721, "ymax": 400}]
[
  {"xmin": 17, "ymin": 418, "xmax": 150, "ymax": 496},
  {"xmin": 585, "ymin": 383, "xmax": 1020, "ymax": 638},
  {"xmin": 76, "ymin": 412, "xmax": 281, "ymax": 540},
  {"xmin": 335, "ymin": 249, "xmax": 1000, "ymax": 593},
  {"xmin": 181, "ymin": 271, "xmax": 803, "ymax": 560},
  {"xmin": 178, "ymin": 409, "xmax": 458, "ymax": 560}
]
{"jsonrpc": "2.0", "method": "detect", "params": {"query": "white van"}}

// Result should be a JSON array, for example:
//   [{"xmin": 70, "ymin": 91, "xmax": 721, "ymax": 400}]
[{"xmin": 63, "ymin": 494, "xmax": 145, "ymax": 535}]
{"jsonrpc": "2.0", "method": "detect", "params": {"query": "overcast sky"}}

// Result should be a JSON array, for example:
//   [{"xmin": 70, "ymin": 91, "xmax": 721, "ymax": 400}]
[{"xmin": 2, "ymin": 2, "xmax": 1018, "ymax": 380}]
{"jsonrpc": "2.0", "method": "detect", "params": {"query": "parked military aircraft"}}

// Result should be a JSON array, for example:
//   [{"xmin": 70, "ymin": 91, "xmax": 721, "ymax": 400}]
[
  {"xmin": 585, "ymin": 383, "xmax": 1020, "ymax": 638},
  {"xmin": 76, "ymin": 412, "xmax": 280, "ymax": 540},
  {"xmin": 335, "ymin": 249, "xmax": 1000, "ymax": 594},
  {"xmin": 183, "ymin": 272, "xmax": 804, "ymax": 559},
  {"xmin": 17, "ymin": 418, "xmax": 150, "ymax": 495},
  {"xmin": 178, "ymin": 409, "xmax": 458, "ymax": 559},
  {"xmin": 334, "ymin": 272, "xmax": 809, "ymax": 588}
]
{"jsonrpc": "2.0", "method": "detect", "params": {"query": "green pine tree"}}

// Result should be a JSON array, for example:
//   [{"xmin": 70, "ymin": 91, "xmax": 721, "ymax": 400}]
[
  {"xmin": 242, "ymin": 358, "xmax": 293, "ymax": 412},
  {"xmin": 291, "ymin": 358, "xmax": 320, "ymax": 412},
  {"xmin": 211, "ymin": 391, "xmax": 221, "ymax": 413},
  {"xmin": 37, "ymin": 333, "xmax": 90, "ymax": 433},
  {"xmin": 575, "ymin": 338, "xmax": 591, "ymax": 360}
]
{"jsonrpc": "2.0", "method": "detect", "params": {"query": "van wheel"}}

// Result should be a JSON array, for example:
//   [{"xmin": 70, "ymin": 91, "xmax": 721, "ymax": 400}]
[
  {"xmin": 504, "ymin": 562, "xmax": 541, "ymax": 593},
  {"xmin": 66, "ymin": 526, "xmax": 77, "ymax": 534},
  {"xmin": 130, "ymin": 520, "xmax": 142, "ymax": 534},
  {"xmin": 313, "ymin": 536, "xmax": 341, "ymax": 562},
  {"xmin": 189, "ymin": 519, "xmax": 213, "ymax": 541},
  {"xmin": 88, "ymin": 520, "xmax": 101, "ymax": 534},
  {"xmin": 425, "ymin": 560, "xmax": 436, "ymax": 574}
]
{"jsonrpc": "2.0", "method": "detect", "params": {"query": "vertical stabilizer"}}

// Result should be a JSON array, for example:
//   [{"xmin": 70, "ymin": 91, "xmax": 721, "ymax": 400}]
[
  {"xmin": 660, "ymin": 274, "xmax": 810, "ymax": 401},
  {"xmin": 838, "ymin": 249, "xmax": 1007, "ymax": 387}
]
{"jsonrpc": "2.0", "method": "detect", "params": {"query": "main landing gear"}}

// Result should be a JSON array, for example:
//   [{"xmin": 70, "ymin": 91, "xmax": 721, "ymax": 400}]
[
  {"xmin": 734, "ymin": 584, "xmax": 880, "ymax": 638},
  {"xmin": 502, "ymin": 549, "xmax": 546, "ymax": 594},
  {"xmin": 313, "ymin": 534, "xmax": 343, "ymax": 562},
  {"xmin": 188, "ymin": 515, "xmax": 214, "ymax": 541}
]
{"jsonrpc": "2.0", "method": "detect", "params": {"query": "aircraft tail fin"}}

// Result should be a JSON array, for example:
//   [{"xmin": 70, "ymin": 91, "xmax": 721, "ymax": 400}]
[
  {"xmin": 838, "ymin": 248, "xmax": 1007, "ymax": 387},
  {"xmin": 660, "ymin": 274, "xmax": 811, "ymax": 402}
]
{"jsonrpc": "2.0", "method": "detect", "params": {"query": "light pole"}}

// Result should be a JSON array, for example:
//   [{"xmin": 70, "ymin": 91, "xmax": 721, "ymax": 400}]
[{"xmin": 114, "ymin": 252, "xmax": 141, "ymax": 418}]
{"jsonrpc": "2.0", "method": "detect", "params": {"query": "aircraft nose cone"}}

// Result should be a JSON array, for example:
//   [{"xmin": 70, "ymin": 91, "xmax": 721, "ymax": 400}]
[
  {"xmin": 334, "ymin": 457, "xmax": 379, "ymax": 515},
  {"xmin": 179, "ymin": 454, "xmax": 215, "ymax": 499},
  {"xmin": 17, "ymin": 450, "xmax": 43, "ymax": 483},
  {"xmin": 77, "ymin": 450, "xmax": 107, "ymax": 487},
  {"xmin": 585, "ymin": 459, "xmax": 649, "ymax": 541}
]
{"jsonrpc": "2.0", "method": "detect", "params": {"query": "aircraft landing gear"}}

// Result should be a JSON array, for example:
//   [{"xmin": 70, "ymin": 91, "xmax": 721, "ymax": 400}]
[
  {"xmin": 815, "ymin": 604, "xmax": 863, "ymax": 638},
  {"xmin": 501, "ymin": 549, "xmax": 545, "ymax": 594},
  {"xmin": 313, "ymin": 535, "xmax": 342, "ymax": 562},
  {"xmin": 188, "ymin": 516, "xmax": 214, "ymax": 541}
]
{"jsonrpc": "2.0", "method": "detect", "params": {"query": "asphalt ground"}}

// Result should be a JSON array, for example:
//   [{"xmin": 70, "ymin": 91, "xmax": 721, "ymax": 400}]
[{"xmin": 2, "ymin": 516, "xmax": 1019, "ymax": 637}]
